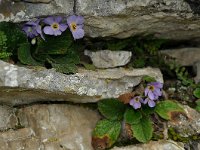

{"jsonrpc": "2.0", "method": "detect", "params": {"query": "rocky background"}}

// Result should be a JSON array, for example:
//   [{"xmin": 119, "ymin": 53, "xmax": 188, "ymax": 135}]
[{"xmin": 0, "ymin": 0, "xmax": 200, "ymax": 150}]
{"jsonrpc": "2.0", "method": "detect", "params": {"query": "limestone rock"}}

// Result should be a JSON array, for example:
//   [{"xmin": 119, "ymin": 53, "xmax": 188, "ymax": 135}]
[
  {"xmin": 194, "ymin": 61, "xmax": 200, "ymax": 83},
  {"xmin": 0, "ymin": 105, "xmax": 17, "ymax": 130},
  {"xmin": 160, "ymin": 48, "xmax": 200, "ymax": 83},
  {"xmin": 84, "ymin": 50, "xmax": 132, "ymax": 68},
  {"xmin": 0, "ymin": 0, "xmax": 74, "ymax": 22},
  {"xmin": 111, "ymin": 140, "xmax": 184, "ymax": 150},
  {"xmin": 17, "ymin": 104, "xmax": 100, "ymax": 150},
  {"xmin": 76, "ymin": 0, "xmax": 200, "ymax": 40},
  {"xmin": 168, "ymin": 105, "xmax": 200, "ymax": 137},
  {"xmin": 0, "ymin": 60, "xmax": 163, "ymax": 104},
  {"xmin": 160, "ymin": 48, "xmax": 200, "ymax": 66},
  {"xmin": 0, "ymin": 0, "xmax": 200, "ymax": 40},
  {"xmin": 0, "ymin": 104, "xmax": 99, "ymax": 150},
  {"xmin": 0, "ymin": 128, "xmax": 41, "ymax": 150}
]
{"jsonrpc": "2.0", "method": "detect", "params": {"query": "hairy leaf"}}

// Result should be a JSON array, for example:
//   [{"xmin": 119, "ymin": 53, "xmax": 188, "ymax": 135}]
[
  {"xmin": 124, "ymin": 107, "xmax": 142, "ymax": 124},
  {"xmin": 92, "ymin": 119, "xmax": 121, "ymax": 149},
  {"xmin": 98, "ymin": 98, "xmax": 126, "ymax": 121},
  {"xmin": 18, "ymin": 42, "xmax": 40, "ymax": 65},
  {"xmin": 131, "ymin": 116, "xmax": 153, "ymax": 143},
  {"xmin": 195, "ymin": 99, "xmax": 200, "ymax": 112},
  {"xmin": 193, "ymin": 88, "xmax": 200, "ymax": 99},
  {"xmin": 142, "ymin": 75, "xmax": 156, "ymax": 83},
  {"xmin": 0, "ymin": 22, "xmax": 27, "ymax": 54},
  {"xmin": 155, "ymin": 100, "xmax": 185, "ymax": 120},
  {"xmin": 36, "ymin": 30, "xmax": 74, "ymax": 55}
]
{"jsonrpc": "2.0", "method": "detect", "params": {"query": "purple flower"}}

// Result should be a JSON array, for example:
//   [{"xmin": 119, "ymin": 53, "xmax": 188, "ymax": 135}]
[
  {"xmin": 67, "ymin": 15, "xmax": 84, "ymax": 40},
  {"xmin": 129, "ymin": 96, "xmax": 144, "ymax": 109},
  {"xmin": 143, "ymin": 97, "xmax": 156, "ymax": 107},
  {"xmin": 22, "ymin": 20, "xmax": 44, "ymax": 40},
  {"xmin": 145, "ymin": 82, "xmax": 163, "ymax": 100},
  {"xmin": 43, "ymin": 16, "xmax": 67, "ymax": 36}
]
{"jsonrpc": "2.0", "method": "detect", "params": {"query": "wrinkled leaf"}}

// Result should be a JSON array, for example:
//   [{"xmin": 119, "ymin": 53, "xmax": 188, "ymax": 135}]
[
  {"xmin": 195, "ymin": 99, "xmax": 200, "ymax": 112},
  {"xmin": 142, "ymin": 75, "xmax": 156, "ymax": 82},
  {"xmin": 18, "ymin": 42, "xmax": 40, "ymax": 65},
  {"xmin": 36, "ymin": 30, "xmax": 74, "ymax": 55},
  {"xmin": 142, "ymin": 105, "xmax": 155, "ymax": 115},
  {"xmin": 0, "ymin": 22, "xmax": 27, "ymax": 53},
  {"xmin": 131, "ymin": 116, "xmax": 153, "ymax": 143},
  {"xmin": 124, "ymin": 107, "xmax": 142, "ymax": 124},
  {"xmin": 155, "ymin": 100, "xmax": 184, "ymax": 120},
  {"xmin": 92, "ymin": 119, "xmax": 121, "ymax": 149},
  {"xmin": 50, "ymin": 62, "xmax": 77, "ymax": 74},
  {"xmin": 98, "ymin": 98, "xmax": 126, "ymax": 121},
  {"xmin": 46, "ymin": 48, "xmax": 80, "ymax": 74},
  {"xmin": 193, "ymin": 88, "xmax": 200, "ymax": 99},
  {"xmin": 132, "ymin": 57, "xmax": 146, "ymax": 68}
]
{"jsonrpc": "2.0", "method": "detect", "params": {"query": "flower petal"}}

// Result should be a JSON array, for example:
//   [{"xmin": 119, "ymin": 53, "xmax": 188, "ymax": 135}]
[
  {"xmin": 43, "ymin": 26, "xmax": 54, "ymax": 35},
  {"xmin": 53, "ymin": 30, "xmax": 62, "ymax": 36},
  {"xmin": 36, "ymin": 25, "xmax": 42, "ymax": 34},
  {"xmin": 143, "ymin": 98, "xmax": 148, "ymax": 104},
  {"xmin": 59, "ymin": 24, "xmax": 68, "ymax": 32},
  {"xmin": 129, "ymin": 99, "xmax": 135, "ymax": 106},
  {"xmin": 144, "ymin": 88, "xmax": 149, "ymax": 96},
  {"xmin": 148, "ymin": 100, "xmax": 156, "ymax": 107},
  {"xmin": 133, "ymin": 102, "xmax": 141, "ymax": 109},
  {"xmin": 154, "ymin": 88, "xmax": 162, "ymax": 97},
  {"xmin": 148, "ymin": 91, "xmax": 155, "ymax": 100},
  {"xmin": 152, "ymin": 82, "xmax": 163, "ymax": 88},
  {"xmin": 22, "ymin": 26, "xmax": 31, "ymax": 33},
  {"xmin": 76, "ymin": 16, "xmax": 84, "ymax": 24},
  {"xmin": 55, "ymin": 16, "xmax": 62, "ymax": 23},
  {"xmin": 67, "ymin": 15, "xmax": 77, "ymax": 24},
  {"xmin": 43, "ymin": 17, "xmax": 54, "ymax": 25},
  {"xmin": 72, "ymin": 28, "xmax": 84, "ymax": 40}
]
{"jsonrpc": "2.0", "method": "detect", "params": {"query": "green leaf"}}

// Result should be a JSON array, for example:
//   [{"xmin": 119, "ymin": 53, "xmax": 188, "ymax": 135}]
[
  {"xmin": 50, "ymin": 61, "xmax": 78, "ymax": 74},
  {"xmin": 142, "ymin": 75, "xmax": 156, "ymax": 82},
  {"xmin": 107, "ymin": 38, "xmax": 133, "ymax": 51},
  {"xmin": 155, "ymin": 100, "xmax": 185, "ymax": 120},
  {"xmin": 36, "ymin": 30, "xmax": 74, "ymax": 55},
  {"xmin": 46, "ymin": 49, "xmax": 80, "ymax": 74},
  {"xmin": 132, "ymin": 57, "xmax": 146, "ymax": 68},
  {"xmin": 195, "ymin": 99, "xmax": 200, "ymax": 112},
  {"xmin": 124, "ymin": 107, "xmax": 142, "ymax": 124},
  {"xmin": 131, "ymin": 116, "xmax": 153, "ymax": 143},
  {"xmin": 98, "ymin": 98, "xmax": 126, "ymax": 121},
  {"xmin": 92, "ymin": 119, "xmax": 121, "ymax": 148},
  {"xmin": 18, "ymin": 42, "xmax": 40, "ymax": 65},
  {"xmin": 0, "ymin": 22, "xmax": 27, "ymax": 54},
  {"xmin": 193, "ymin": 88, "xmax": 200, "ymax": 99},
  {"xmin": 80, "ymin": 61, "xmax": 96, "ymax": 70},
  {"xmin": 142, "ymin": 105, "xmax": 155, "ymax": 115}
]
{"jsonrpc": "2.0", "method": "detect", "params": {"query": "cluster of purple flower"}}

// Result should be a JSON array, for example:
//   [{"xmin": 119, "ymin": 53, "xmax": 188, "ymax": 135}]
[
  {"xmin": 22, "ymin": 15, "xmax": 84, "ymax": 40},
  {"xmin": 129, "ymin": 82, "xmax": 163, "ymax": 109}
]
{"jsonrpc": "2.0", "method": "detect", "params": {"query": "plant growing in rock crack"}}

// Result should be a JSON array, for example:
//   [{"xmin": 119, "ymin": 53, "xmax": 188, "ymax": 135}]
[
  {"xmin": 0, "ymin": 15, "xmax": 85, "ymax": 74},
  {"xmin": 92, "ymin": 76, "xmax": 185, "ymax": 150}
]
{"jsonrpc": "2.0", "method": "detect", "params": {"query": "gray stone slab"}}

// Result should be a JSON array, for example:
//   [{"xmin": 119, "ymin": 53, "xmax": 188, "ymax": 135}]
[
  {"xmin": 0, "ymin": 60, "xmax": 163, "ymax": 104},
  {"xmin": 84, "ymin": 50, "xmax": 132, "ymax": 68},
  {"xmin": 0, "ymin": 0, "xmax": 74, "ymax": 22},
  {"xmin": 111, "ymin": 140, "xmax": 184, "ymax": 150}
]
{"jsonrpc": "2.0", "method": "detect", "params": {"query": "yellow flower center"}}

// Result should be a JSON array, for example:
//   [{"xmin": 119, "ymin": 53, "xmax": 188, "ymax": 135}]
[
  {"xmin": 149, "ymin": 85, "xmax": 154, "ymax": 91},
  {"xmin": 135, "ymin": 97, "xmax": 139, "ymax": 102},
  {"xmin": 70, "ymin": 22, "xmax": 77, "ymax": 31},
  {"xmin": 51, "ymin": 23, "xmax": 59, "ymax": 30}
]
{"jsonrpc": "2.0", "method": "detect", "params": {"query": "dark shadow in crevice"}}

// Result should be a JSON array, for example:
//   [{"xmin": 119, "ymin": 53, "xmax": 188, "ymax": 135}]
[
  {"xmin": 184, "ymin": 0, "xmax": 200, "ymax": 14},
  {"xmin": 13, "ymin": 100, "xmax": 98, "ymax": 110}
]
